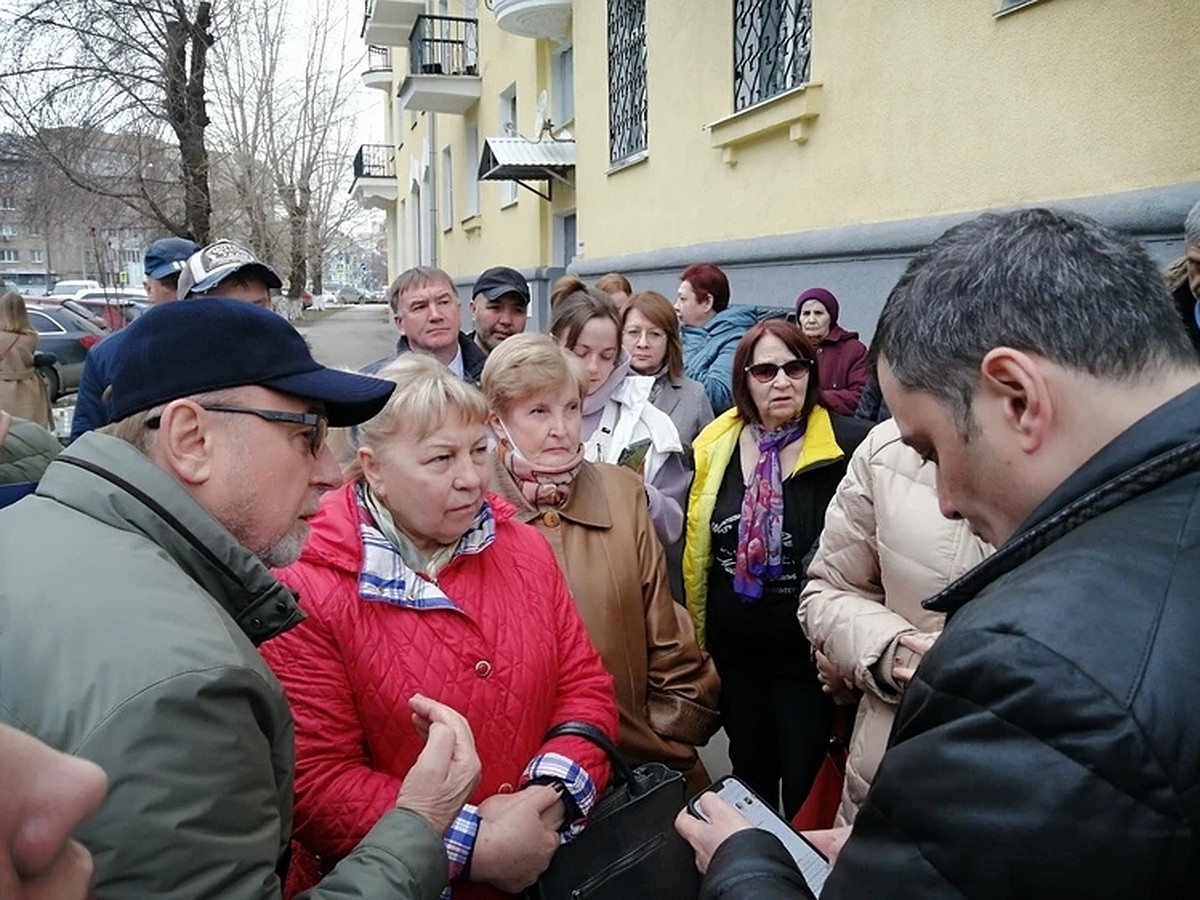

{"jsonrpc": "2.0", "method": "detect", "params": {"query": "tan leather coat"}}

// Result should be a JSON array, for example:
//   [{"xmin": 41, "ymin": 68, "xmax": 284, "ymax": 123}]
[
  {"xmin": 800, "ymin": 418, "xmax": 992, "ymax": 825},
  {"xmin": 492, "ymin": 457, "xmax": 720, "ymax": 790}
]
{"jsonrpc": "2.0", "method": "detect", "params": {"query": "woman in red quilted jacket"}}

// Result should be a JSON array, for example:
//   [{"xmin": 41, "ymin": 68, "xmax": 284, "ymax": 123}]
[{"xmin": 260, "ymin": 353, "xmax": 618, "ymax": 899}]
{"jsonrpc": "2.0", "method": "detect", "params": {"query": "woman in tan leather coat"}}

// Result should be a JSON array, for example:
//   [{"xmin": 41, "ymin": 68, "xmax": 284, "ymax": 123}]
[
  {"xmin": 0, "ymin": 292, "xmax": 51, "ymax": 429},
  {"xmin": 799, "ymin": 416, "xmax": 991, "ymax": 825},
  {"xmin": 482, "ymin": 333, "xmax": 720, "ymax": 792}
]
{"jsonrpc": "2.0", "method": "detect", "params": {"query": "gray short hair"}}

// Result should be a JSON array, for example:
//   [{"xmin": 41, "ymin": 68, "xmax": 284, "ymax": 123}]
[
  {"xmin": 873, "ymin": 207, "xmax": 1196, "ymax": 433},
  {"xmin": 387, "ymin": 266, "xmax": 456, "ymax": 315},
  {"xmin": 97, "ymin": 388, "xmax": 249, "ymax": 454},
  {"xmin": 1185, "ymin": 198, "xmax": 1200, "ymax": 247}
]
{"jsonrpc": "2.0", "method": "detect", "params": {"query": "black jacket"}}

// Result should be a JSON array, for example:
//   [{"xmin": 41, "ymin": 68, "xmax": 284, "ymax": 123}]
[
  {"xmin": 363, "ymin": 331, "xmax": 487, "ymax": 385},
  {"xmin": 703, "ymin": 383, "xmax": 1200, "ymax": 899},
  {"xmin": 1172, "ymin": 280, "xmax": 1200, "ymax": 358}
]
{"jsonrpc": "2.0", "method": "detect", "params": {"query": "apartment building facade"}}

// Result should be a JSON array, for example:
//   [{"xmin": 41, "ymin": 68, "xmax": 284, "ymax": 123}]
[{"xmin": 353, "ymin": 0, "xmax": 1200, "ymax": 337}]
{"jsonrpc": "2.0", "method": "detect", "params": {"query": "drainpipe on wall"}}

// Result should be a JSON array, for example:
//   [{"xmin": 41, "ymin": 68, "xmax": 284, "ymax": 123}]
[{"xmin": 428, "ymin": 113, "xmax": 439, "ymax": 269}]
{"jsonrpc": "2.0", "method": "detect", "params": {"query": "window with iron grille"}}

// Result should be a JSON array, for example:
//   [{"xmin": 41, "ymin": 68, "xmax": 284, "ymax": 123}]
[
  {"xmin": 733, "ymin": 0, "xmax": 813, "ymax": 112},
  {"xmin": 607, "ymin": 0, "xmax": 647, "ymax": 165}
]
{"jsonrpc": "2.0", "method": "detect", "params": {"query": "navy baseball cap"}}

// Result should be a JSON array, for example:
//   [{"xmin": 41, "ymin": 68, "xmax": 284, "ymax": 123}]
[
  {"xmin": 472, "ymin": 266, "xmax": 530, "ymax": 305},
  {"xmin": 144, "ymin": 237, "xmax": 201, "ymax": 280},
  {"xmin": 108, "ymin": 297, "xmax": 394, "ymax": 427}
]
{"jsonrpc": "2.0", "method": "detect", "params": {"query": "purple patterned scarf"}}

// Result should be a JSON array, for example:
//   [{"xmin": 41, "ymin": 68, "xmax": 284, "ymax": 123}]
[{"xmin": 734, "ymin": 418, "xmax": 807, "ymax": 600}]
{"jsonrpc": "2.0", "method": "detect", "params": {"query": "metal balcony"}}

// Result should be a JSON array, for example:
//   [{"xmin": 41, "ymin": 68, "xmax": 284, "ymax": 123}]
[
  {"xmin": 493, "ymin": 0, "xmax": 572, "ymax": 42},
  {"xmin": 351, "ymin": 144, "xmax": 397, "ymax": 211},
  {"xmin": 361, "ymin": 0, "xmax": 425, "ymax": 48},
  {"xmin": 396, "ymin": 15, "xmax": 482, "ymax": 115},
  {"xmin": 362, "ymin": 46, "xmax": 393, "ymax": 91}
]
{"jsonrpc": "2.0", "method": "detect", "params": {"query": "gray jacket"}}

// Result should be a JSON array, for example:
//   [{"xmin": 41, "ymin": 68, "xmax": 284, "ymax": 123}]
[
  {"xmin": 0, "ymin": 434, "xmax": 448, "ymax": 899},
  {"xmin": 650, "ymin": 372, "xmax": 714, "ymax": 459}
]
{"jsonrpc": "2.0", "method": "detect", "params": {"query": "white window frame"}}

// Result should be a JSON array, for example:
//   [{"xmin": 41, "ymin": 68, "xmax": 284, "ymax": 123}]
[
  {"xmin": 441, "ymin": 145, "xmax": 454, "ymax": 232},
  {"xmin": 498, "ymin": 84, "xmax": 519, "ymax": 207},
  {"xmin": 463, "ymin": 120, "xmax": 481, "ymax": 218}
]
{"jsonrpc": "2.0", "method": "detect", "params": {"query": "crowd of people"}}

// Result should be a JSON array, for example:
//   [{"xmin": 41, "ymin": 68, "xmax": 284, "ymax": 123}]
[{"xmin": 1, "ymin": 199, "xmax": 1199, "ymax": 899}]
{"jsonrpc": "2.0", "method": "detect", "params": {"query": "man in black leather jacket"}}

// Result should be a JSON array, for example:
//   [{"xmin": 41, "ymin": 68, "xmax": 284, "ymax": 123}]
[{"xmin": 680, "ymin": 208, "xmax": 1200, "ymax": 899}]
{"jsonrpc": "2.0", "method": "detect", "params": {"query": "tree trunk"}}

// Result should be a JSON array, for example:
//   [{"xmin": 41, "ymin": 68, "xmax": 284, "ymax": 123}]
[{"xmin": 164, "ymin": 2, "xmax": 214, "ymax": 243}]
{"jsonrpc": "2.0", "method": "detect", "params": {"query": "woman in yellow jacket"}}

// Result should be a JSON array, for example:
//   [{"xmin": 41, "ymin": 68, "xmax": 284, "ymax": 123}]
[{"xmin": 683, "ymin": 319, "xmax": 869, "ymax": 817}]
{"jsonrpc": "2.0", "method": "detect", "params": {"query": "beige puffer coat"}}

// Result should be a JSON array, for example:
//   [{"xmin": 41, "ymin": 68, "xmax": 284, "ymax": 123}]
[{"xmin": 799, "ymin": 417, "xmax": 991, "ymax": 825}]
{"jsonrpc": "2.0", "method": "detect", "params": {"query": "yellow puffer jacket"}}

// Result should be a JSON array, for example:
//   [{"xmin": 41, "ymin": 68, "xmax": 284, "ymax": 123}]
[{"xmin": 683, "ymin": 404, "xmax": 849, "ymax": 647}]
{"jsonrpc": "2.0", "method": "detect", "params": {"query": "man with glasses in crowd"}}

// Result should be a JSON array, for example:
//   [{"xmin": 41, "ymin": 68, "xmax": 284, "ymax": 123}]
[{"xmin": 0, "ymin": 298, "xmax": 481, "ymax": 898}]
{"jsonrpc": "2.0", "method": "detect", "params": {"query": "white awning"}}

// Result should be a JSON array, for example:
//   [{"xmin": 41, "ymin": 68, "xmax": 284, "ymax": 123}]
[{"xmin": 478, "ymin": 136, "xmax": 576, "ymax": 186}]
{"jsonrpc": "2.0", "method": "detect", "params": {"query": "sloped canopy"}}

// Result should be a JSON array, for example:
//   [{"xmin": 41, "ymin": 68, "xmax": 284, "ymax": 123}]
[{"xmin": 478, "ymin": 136, "xmax": 575, "ymax": 200}]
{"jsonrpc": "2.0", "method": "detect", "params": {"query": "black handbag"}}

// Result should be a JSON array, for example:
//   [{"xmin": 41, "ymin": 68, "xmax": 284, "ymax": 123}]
[{"xmin": 526, "ymin": 721, "xmax": 702, "ymax": 900}]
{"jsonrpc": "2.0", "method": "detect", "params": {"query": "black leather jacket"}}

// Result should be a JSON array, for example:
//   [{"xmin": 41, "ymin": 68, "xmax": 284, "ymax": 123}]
[{"xmin": 703, "ymin": 383, "xmax": 1200, "ymax": 899}]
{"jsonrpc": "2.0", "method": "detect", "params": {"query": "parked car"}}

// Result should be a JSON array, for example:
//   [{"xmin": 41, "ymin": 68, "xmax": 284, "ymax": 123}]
[
  {"xmin": 26, "ymin": 304, "xmax": 107, "ymax": 401},
  {"xmin": 333, "ymin": 284, "xmax": 365, "ymax": 305},
  {"xmin": 49, "ymin": 279, "xmax": 102, "ymax": 296},
  {"xmin": 63, "ymin": 297, "xmax": 146, "ymax": 332}
]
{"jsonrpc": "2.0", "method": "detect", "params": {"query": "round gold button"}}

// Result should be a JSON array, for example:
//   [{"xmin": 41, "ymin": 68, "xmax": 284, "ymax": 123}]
[{"xmin": 543, "ymin": 511, "xmax": 561, "ymax": 527}]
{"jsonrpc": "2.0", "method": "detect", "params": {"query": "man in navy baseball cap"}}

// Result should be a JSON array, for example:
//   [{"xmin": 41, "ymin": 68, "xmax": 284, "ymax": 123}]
[
  {"xmin": 143, "ymin": 236, "xmax": 201, "ymax": 301},
  {"xmin": 0, "ymin": 296, "xmax": 475, "ymax": 899}
]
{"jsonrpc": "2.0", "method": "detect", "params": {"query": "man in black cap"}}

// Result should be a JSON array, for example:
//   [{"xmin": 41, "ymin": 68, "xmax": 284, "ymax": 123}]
[
  {"xmin": 468, "ymin": 266, "xmax": 530, "ymax": 356},
  {"xmin": 0, "ymin": 298, "xmax": 481, "ymax": 898},
  {"xmin": 70, "ymin": 236, "xmax": 201, "ymax": 440}
]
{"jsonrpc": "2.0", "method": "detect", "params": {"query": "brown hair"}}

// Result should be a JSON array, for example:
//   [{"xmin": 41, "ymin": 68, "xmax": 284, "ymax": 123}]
[
  {"xmin": 595, "ymin": 272, "xmax": 632, "ymax": 297},
  {"xmin": 730, "ymin": 320, "xmax": 821, "ymax": 425},
  {"xmin": 622, "ymin": 290, "xmax": 683, "ymax": 380},
  {"xmin": 0, "ymin": 291, "xmax": 34, "ymax": 335},
  {"xmin": 481, "ymin": 332, "xmax": 589, "ymax": 417},
  {"xmin": 548, "ymin": 277, "xmax": 621, "ymax": 351}
]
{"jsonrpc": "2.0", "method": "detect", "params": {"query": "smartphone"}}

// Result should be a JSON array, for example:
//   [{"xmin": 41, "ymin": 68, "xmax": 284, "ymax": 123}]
[
  {"xmin": 616, "ymin": 438, "xmax": 652, "ymax": 471},
  {"xmin": 688, "ymin": 776, "xmax": 830, "ymax": 895}
]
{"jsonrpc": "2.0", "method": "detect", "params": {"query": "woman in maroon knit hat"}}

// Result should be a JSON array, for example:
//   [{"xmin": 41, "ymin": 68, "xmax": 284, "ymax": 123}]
[{"xmin": 795, "ymin": 287, "xmax": 869, "ymax": 416}]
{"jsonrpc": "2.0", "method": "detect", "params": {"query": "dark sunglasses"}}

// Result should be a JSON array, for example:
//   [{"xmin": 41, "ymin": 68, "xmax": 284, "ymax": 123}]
[
  {"xmin": 147, "ymin": 404, "xmax": 329, "ymax": 457},
  {"xmin": 745, "ymin": 359, "xmax": 813, "ymax": 383}
]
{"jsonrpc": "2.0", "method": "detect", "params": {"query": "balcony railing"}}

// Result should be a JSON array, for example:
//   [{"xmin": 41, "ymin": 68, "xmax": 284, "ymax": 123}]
[
  {"xmin": 366, "ymin": 45, "xmax": 391, "ymax": 72},
  {"xmin": 354, "ymin": 144, "xmax": 395, "ymax": 180},
  {"xmin": 408, "ymin": 14, "xmax": 479, "ymax": 77}
]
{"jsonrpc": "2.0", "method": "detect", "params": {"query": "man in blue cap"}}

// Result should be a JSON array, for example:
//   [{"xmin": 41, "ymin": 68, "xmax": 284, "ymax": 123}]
[
  {"xmin": 70, "ymin": 238, "xmax": 283, "ymax": 440},
  {"xmin": 69, "ymin": 236, "xmax": 200, "ymax": 439},
  {"xmin": 0, "ymin": 298, "xmax": 480, "ymax": 898}
]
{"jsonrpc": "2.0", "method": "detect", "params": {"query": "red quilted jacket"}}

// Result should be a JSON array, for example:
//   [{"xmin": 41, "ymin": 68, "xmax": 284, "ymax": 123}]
[{"xmin": 261, "ymin": 483, "xmax": 618, "ymax": 899}]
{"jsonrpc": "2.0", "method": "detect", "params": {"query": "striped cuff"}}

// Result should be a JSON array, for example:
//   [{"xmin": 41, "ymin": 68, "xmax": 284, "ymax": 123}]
[
  {"xmin": 522, "ymin": 752, "xmax": 598, "ymax": 841},
  {"xmin": 442, "ymin": 803, "xmax": 481, "ymax": 881}
]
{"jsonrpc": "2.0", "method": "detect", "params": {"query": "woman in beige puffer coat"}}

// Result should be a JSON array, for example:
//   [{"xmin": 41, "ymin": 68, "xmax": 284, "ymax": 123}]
[{"xmin": 799, "ymin": 416, "xmax": 991, "ymax": 825}]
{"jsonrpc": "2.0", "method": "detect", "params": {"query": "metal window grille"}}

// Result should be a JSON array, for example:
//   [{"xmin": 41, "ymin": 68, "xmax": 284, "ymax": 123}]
[
  {"xmin": 607, "ymin": 0, "xmax": 647, "ymax": 165},
  {"xmin": 733, "ymin": 0, "xmax": 812, "ymax": 112}
]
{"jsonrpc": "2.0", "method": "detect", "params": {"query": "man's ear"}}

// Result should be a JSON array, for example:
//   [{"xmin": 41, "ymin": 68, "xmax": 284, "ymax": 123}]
[
  {"xmin": 153, "ymin": 401, "xmax": 214, "ymax": 485},
  {"xmin": 700, "ymin": 292, "xmax": 715, "ymax": 315},
  {"xmin": 979, "ymin": 348, "xmax": 1051, "ymax": 454},
  {"xmin": 392, "ymin": 313, "xmax": 405, "ymax": 337}
]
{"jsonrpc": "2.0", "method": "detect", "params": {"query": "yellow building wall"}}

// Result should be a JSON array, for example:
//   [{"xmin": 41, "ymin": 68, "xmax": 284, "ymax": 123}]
[
  {"xmin": 384, "ymin": 4, "xmax": 562, "ymax": 281},
  {"xmin": 571, "ymin": 0, "xmax": 1200, "ymax": 261}
]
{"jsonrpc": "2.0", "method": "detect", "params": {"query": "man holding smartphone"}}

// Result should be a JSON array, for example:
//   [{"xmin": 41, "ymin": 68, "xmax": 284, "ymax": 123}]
[{"xmin": 678, "ymin": 208, "xmax": 1200, "ymax": 898}]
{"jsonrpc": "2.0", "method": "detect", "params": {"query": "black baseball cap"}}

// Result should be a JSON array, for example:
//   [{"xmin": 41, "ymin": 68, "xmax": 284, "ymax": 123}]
[
  {"xmin": 108, "ymin": 298, "xmax": 394, "ymax": 427},
  {"xmin": 472, "ymin": 266, "xmax": 530, "ymax": 305}
]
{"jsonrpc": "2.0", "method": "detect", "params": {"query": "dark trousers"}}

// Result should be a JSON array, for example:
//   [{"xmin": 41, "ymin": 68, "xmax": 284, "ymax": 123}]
[{"xmin": 714, "ymin": 659, "xmax": 833, "ymax": 818}]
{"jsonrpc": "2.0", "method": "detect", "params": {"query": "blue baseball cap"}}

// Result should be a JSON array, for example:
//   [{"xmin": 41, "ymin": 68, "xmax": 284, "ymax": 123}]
[
  {"xmin": 108, "ymin": 297, "xmax": 394, "ymax": 427},
  {"xmin": 144, "ymin": 237, "xmax": 202, "ymax": 280}
]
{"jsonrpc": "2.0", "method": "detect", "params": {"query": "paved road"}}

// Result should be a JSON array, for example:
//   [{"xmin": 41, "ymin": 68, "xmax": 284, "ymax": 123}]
[
  {"xmin": 297, "ymin": 303, "xmax": 735, "ymax": 788},
  {"xmin": 296, "ymin": 304, "xmax": 396, "ymax": 371}
]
